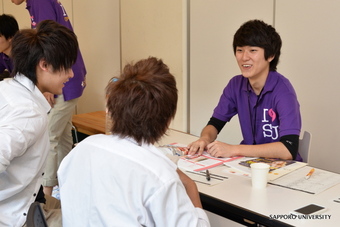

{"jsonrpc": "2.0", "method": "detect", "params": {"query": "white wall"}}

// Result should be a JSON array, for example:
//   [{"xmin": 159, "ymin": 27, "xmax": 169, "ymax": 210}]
[
  {"xmin": 120, "ymin": 0, "xmax": 186, "ymax": 131},
  {"xmin": 72, "ymin": 0, "xmax": 121, "ymax": 114},
  {"xmin": 275, "ymin": 0, "xmax": 340, "ymax": 173}
]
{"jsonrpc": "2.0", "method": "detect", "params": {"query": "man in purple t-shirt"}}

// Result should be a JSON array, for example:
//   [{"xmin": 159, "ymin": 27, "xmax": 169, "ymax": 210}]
[
  {"xmin": 188, "ymin": 20, "xmax": 301, "ymax": 161},
  {"xmin": 11, "ymin": 0, "xmax": 87, "ymax": 196}
]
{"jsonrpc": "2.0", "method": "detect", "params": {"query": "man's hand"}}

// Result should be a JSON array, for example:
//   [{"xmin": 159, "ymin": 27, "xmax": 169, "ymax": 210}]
[
  {"xmin": 43, "ymin": 92, "xmax": 56, "ymax": 107},
  {"xmin": 187, "ymin": 138, "xmax": 210, "ymax": 156},
  {"xmin": 206, "ymin": 141, "xmax": 236, "ymax": 157}
]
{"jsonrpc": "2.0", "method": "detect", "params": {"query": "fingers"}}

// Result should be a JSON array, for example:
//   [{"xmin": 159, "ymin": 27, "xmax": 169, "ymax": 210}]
[
  {"xmin": 48, "ymin": 96, "xmax": 55, "ymax": 108},
  {"xmin": 43, "ymin": 92, "xmax": 56, "ymax": 108},
  {"xmin": 187, "ymin": 140, "xmax": 206, "ymax": 156},
  {"xmin": 206, "ymin": 141, "xmax": 229, "ymax": 158},
  {"xmin": 206, "ymin": 142, "xmax": 218, "ymax": 157}
]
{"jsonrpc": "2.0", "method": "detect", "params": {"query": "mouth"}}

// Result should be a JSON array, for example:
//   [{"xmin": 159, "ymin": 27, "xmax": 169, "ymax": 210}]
[{"xmin": 242, "ymin": 64, "xmax": 252, "ymax": 68}]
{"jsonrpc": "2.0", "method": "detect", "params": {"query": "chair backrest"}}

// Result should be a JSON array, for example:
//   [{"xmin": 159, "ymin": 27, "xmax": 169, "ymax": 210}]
[
  {"xmin": 298, "ymin": 131, "xmax": 312, "ymax": 163},
  {"xmin": 26, "ymin": 202, "xmax": 48, "ymax": 227}
]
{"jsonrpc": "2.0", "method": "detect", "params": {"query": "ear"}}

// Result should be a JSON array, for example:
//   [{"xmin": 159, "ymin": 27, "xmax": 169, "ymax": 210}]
[
  {"xmin": 38, "ymin": 59, "xmax": 48, "ymax": 71},
  {"xmin": 268, "ymin": 56, "xmax": 275, "ymax": 63}
]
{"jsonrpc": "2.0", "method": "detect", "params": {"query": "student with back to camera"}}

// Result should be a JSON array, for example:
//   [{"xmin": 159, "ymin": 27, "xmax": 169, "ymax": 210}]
[
  {"xmin": 58, "ymin": 57, "xmax": 211, "ymax": 227},
  {"xmin": 187, "ymin": 20, "xmax": 302, "ymax": 161}
]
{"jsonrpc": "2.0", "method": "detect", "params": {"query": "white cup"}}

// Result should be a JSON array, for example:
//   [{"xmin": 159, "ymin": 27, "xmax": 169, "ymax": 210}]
[{"xmin": 250, "ymin": 163, "xmax": 270, "ymax": 189}]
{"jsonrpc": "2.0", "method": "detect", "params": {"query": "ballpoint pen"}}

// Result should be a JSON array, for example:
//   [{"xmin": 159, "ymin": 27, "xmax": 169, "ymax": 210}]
[
  {"xmin": 305, "ymin": 168, "xmax": 315, "ymax": 180},
  {"xmin": 206, "ymin": 170, "xmax": 211, "ymax": 181}
]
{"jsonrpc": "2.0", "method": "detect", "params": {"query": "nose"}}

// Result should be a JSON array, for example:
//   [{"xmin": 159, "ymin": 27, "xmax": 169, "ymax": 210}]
[{"xmin": 241, "ymin": 51, "xmax": 250, "ymax": 61}]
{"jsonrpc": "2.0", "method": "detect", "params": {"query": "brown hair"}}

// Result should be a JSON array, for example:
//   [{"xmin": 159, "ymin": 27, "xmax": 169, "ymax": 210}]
[{"xmin": 106, "ymin": 57, "xmax": 178, "ymax": 145}]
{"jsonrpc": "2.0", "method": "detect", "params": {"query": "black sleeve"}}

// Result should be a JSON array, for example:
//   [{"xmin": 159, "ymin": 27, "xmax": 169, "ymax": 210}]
[
  {"xmin": 207, "ymin": 117, "xmax": 227, "ymax": 134},
  {"xmin": 280, "ymin": 134, "xmax": 299, "ymax": 160}
]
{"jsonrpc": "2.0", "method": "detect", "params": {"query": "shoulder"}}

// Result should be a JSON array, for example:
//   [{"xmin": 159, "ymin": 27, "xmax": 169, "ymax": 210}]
[
  {"xmin": 229, "ymin": 74, "xmax": 244, "ymax": 83},
  {"xmin": 270, "ymin": 71, "xmax": 293, "ymax": 85},
  {"xmin": 224, "ymin": 74, "xmax": 246, "ymax": 90},
  {"xmin": 267, "ymin": 71, "xmax": 296, "ymax": 93}
]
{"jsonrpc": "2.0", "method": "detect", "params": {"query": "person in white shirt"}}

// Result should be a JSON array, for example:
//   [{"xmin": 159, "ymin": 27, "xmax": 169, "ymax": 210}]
[
  {"xmin": 58, "ymin": 57, "xmax": 211, "ymax": 227},
  {"xmin": 0, "ymin": 20, "xmax": 78, "ymax": 227}
]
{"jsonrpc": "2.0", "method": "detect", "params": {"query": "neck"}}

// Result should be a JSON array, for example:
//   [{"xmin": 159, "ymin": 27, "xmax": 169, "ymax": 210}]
[
  {"xmin": 249, "ymin": 79, "xmax": 265, "ymax": 95},
  {"xmin": 248, "ymin": 71, "xmax": 269, "ymax": 95},
  {"xmin": 4, "ymin": 48, "xmax": 11, "ymax": 56}
]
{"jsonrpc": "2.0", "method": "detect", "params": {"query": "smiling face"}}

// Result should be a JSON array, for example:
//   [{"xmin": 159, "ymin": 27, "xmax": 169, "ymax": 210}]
[
  {"xmin": 235, "ymin": 46, "xmax": 274, "ymax": 82},
  {"xmin": 36, "ymin": 60, "xmax": 74, "ymax": 95}
]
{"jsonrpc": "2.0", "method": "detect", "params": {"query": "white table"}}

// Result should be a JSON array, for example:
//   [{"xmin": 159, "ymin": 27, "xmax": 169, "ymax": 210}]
[{"xmin": 158, "ymin": 129, "xmax": 340, "ymax": 227}]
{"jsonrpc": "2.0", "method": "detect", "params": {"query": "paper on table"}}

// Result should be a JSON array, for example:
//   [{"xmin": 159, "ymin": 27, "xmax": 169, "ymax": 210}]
[
  {"xmin": 158, "ymin": 143, "xmax": 242, "ymax": 171},
  {"xmin": 178, "ymin": 153, "xmax": 242, "ymax": 171},
  {"xmin": 269, "ymin": 166, "xmax": 340, "ymax": 194},
  {"xmin": 224, "ymin": 157, "xmax": 307, "ymax": 181}
]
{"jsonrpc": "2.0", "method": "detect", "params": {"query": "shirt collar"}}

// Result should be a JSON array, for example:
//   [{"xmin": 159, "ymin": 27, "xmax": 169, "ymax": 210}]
[
  {"xmin": 14, "ymin": 73, "xmax": 51, "ymax": 114},
  {"xmin": 242, "ymin": 71, "xmax": 280, "ymax": 95}
]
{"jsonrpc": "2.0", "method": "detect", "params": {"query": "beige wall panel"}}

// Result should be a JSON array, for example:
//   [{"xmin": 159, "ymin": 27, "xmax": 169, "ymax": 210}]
[
  {"xmin": 2, "ymin": 0, "xmax": 31, "ymax": 29},
  {"xmin": 73, "ymin": 0, "xmax": 121, "ymax": 114},
  {"xmin": 120, "ymin": 0, "xmax": 185, "ymax": 131},
  {"xmin": 276, "ymin": 0, "xmax": 340, "ymax": 173},
  {"xmin": 190, "ymin": 0, "xmax": 274, "ymax": 144}
]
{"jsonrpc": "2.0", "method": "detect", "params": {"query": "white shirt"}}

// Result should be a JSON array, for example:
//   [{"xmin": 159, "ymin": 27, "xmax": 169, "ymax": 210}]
[
  {"xmin": 0, "ymin": 75, "xmax": 51, "ymax": 227},
  {"xmin": 58, "ymin": 134, "xmax": 210, "ymax": 227}
]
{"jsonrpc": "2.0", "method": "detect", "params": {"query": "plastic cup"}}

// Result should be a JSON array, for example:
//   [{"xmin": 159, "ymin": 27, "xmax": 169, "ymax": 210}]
[{"xmin": 250, "ymin": 163, "xmax": 270, "ymax": 189}]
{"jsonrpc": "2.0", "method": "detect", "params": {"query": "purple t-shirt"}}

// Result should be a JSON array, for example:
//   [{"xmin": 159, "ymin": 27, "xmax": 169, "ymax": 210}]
[
  {"xmin": 25, "ymin": 0, "xmax": 87, "ymax": 101},
  {"xmin": 0, "ymin": 53, "xmax": 13, "ymax": 74},
  {"xmin": 212, "ymin": 71, "xmax": 301, "ymax": 146}
]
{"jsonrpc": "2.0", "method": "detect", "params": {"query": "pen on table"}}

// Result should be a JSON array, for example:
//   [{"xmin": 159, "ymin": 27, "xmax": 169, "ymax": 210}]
[
  {"xmin": 206, "ymin": 170, "xmax": 211, "ymax": 181},
  {"xmin": 305, "ymin": 168, "xmax": 315, "ymax": 180}
]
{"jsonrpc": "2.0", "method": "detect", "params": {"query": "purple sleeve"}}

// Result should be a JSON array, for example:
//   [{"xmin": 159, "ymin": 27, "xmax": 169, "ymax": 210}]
[
  {"xmin": 276, "ymin": 88, "xmax": 301, "ymax": 137},
  {"xmin": 212, "ymin": 76, "xmax": 243, "ymax": 122}
]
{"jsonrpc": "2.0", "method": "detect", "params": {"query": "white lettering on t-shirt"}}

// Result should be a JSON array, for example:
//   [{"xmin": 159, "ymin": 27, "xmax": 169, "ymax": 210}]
[
  {"xmin": 263, "ymin": 124, "xmax": 279, "ymax": 139},
  {"xmin": 262, "ymin": 108, "xmax": 269, "ymax": 122},
  {"xmin": 262, "ymin": 108, "xmax": 279, "ymax": 140}
]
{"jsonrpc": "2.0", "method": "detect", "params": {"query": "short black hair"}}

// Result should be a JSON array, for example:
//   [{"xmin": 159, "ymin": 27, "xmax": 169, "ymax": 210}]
[
  {"xmin": 233, "ymin": 20, "xmax": 282, "ymax": 71},
  {"xmin": 0, "ymin": 14, "xmax": 19, "ymax": 39}
]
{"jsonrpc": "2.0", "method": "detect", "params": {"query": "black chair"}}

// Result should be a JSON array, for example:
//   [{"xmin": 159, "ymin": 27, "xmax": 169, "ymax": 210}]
[{"xmin": 26, "ymin": 202, "xmax": 48, "ymax": 227}]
